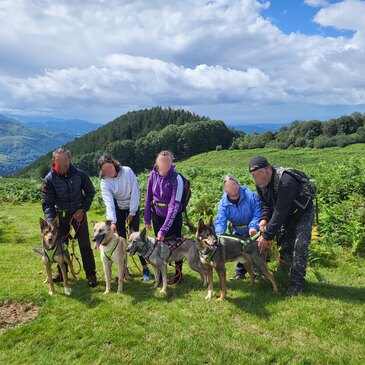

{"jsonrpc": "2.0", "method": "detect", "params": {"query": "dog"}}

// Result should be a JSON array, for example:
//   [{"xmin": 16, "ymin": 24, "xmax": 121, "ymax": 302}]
[
  {"xmin": 92, "ymin": 220, "xmax": 131, "ymax": 294},
  {"xmin": 127, "ymin": 228, "xmax": 207, "ymax": 294},
  {"xmin": 35, "ymin": 216, "xmax": 77, "ymax": 296},
  {"xmin": 196, "ymin": 218, "xmax": 278, "ymax": 301}
]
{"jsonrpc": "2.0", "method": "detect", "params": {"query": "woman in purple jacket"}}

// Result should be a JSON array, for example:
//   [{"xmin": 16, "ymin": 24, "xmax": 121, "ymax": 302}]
[{"xmin": 144, "ymin": 150, "xmax": 184, "ymax": 283}]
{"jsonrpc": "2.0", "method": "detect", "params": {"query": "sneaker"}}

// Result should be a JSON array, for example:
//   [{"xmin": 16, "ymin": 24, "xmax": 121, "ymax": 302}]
[
  {"xmin": 230, "ymin": 273, "xmax": 245, "ymax": 281},
  {"xmin": 285, "ymin": 284, "xmax": 303, "ymax": 297},
  {"xmin": 142, "ymin": 268, "xmax": 154, "ymax": 281},
  {"xmin": 87, "ymin": 274, "xmax": 98, "ymax": 287}
]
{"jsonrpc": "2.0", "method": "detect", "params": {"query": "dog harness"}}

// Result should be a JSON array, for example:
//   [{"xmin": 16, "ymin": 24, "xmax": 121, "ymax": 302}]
[
  {"xmin": 44, "ymin": 242, "xmax": 67, "ymax": 263},
  {"xmin": 103, "ymin": 240, "xmax": 119, "ymax": 261},
  {"xmin": 162, "ymin": 237, "xmax": 187, "ymax": 260}
]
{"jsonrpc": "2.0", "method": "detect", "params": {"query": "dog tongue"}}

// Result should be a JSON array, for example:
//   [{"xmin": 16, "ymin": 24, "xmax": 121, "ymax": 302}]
[{"xmin": 94, "ymin": 242, "xmax": 101, "ymax": 250}]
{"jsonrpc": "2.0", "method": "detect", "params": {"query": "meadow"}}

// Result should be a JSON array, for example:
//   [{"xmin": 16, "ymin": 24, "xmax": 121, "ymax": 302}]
[{"xmin": 0, "ymin": 145, "xmax": 364, "ymax": 364}]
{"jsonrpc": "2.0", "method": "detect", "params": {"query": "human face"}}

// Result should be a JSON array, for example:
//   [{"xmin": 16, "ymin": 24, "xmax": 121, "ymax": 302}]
[
  {"xmin": 156, "ymin": 155, "xmax": 172, "ymax": 176},
  {"xmin": 101, "ymin": 162, "xmax": 117, "ymax": 178},
  {"xmin": 224, "ymin": 179, "xmax": 240, "ymax": 200},
  {"xmin": 52, "ymin": 153, "xmax": 70, "ymax": 175},
  {"xmin": 251, "ymin": 166, "xmax": 272, "ymax": 188}
]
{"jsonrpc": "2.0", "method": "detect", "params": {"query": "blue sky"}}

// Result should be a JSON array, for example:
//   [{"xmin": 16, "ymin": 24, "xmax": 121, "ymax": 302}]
[{"xmin": 0, "ymin": 0, "xmax": 364, "ymax": 126}]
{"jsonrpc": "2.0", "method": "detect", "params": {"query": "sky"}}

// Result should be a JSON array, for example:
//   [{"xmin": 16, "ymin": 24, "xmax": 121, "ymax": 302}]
[{"xmin": 0, "ymin": 0, "xmax": 365, "ymax": 125}]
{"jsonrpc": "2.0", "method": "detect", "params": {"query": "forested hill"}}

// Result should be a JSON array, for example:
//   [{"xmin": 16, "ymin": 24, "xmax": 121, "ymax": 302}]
[
  {"xmin": 16, "ymin": 108, "xmax": 365, "ymax": 178},
  {"xmin": 17, "ymin": 107, "xmax": 242, "ymax": 178}
]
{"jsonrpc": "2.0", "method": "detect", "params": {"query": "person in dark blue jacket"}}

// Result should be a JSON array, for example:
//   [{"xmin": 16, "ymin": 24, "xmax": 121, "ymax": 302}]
[
  {"xmin": 42, "ymin": 148, "xmax": 97, "ymax": 287},
  {"xmin": 214, "ymin": 174, "xmax": 261, "ymax": 280}
]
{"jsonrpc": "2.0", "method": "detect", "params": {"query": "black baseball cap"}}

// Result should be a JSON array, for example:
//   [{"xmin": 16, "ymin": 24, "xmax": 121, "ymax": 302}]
[{"xmin": 249, "ymin": 156, "xmax": 270, "ymax": 173}]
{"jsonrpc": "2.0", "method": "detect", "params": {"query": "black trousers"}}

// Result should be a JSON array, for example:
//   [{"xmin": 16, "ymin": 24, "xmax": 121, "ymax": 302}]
[
  {"xmin": 278, "ymin": 207, "xmax": 314, "ymax": 286},
  {"xmin": 114, "ymin": 203, "xmax": 147, "ymax": 267},
  {"xmin": 151, "ymin": 212, "xmax": 183, "ymax": 270},
  {"xmin": 58, "ymin": 212, "xmax": 96, "ymax": 278}
]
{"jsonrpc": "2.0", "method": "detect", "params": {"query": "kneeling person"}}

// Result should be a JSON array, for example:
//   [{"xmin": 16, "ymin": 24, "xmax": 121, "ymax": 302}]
[{"xmin": 214, "ymin": 175, "xmax": 261, "ymax": 280}]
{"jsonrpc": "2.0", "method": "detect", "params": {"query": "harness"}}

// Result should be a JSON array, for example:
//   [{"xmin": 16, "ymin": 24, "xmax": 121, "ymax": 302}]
[
  {"xmin": 43, "ymin": 242, "xmax": 67, "ymax": 263},
  {"xmin": 162, "ymin": 237, "xmax": 187, "ymax": 260},
  {"xmin": 103, "ymin": 240, "xmax": 119, "ymax": 261}
]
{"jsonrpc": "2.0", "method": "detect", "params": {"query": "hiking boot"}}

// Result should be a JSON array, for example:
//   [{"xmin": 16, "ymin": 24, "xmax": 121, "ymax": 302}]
[
  {"xmin": 142, "ymin": 268, "xmax": 154, "ymax": 281},
  {"xmin": 87, "ymin": 274, "xmax": 98, "ymax": 287},
  {"xmin": 285, "ymin": 284, "xmax": 303, "ymax": 297},
  {"xmin": 230, "ymin": 273, "xmax": 245, "ymax": 281}
]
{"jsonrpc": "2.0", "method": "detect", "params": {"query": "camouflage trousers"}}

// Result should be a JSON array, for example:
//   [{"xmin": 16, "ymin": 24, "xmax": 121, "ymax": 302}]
[{"xmin": 277, "ymin": 207, "xmax": 314, "ymax": 286}]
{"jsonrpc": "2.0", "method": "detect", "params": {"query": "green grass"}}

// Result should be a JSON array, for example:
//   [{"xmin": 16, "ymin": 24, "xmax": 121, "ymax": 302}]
[{"xmin": 1, "ymin": 203, "xmax": 364, "ymax": 364}]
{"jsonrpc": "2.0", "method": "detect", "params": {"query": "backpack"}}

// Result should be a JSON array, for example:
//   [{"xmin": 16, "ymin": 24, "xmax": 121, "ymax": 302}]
[
  {"xmin": 168, "ymin": 172, "xmax": 192, "ymax": 212},
  {"xmin": 273, "ymin": 167, "xmax": 317, "ymax": 201}
]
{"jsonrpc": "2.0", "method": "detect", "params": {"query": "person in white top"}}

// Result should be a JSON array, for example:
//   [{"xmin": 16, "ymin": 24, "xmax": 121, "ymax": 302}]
[{"xmin": 98, "ymin": 155, "xmax": 153, "ymax": 281}]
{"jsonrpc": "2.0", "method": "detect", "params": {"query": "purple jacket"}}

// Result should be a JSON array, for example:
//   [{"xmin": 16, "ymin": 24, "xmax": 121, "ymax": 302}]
[{"xmin": 144, "ymin": 164, "xmax": 183, "ymax": 237}]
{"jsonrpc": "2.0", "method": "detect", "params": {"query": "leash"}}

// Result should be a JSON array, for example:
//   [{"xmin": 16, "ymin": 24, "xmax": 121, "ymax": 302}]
[
  {"xmin": 62, "ymin": 213, "xmax": 82, "ymax": 275},
  {"xmin": 125, "ymin": 222, "xmax": 144, "ymax": 278}
]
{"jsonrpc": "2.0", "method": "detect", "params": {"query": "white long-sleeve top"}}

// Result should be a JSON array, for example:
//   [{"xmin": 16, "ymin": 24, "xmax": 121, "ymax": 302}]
[{"xmin": 100, "ymin": 166, "xmax": 140, "ymax": 223}]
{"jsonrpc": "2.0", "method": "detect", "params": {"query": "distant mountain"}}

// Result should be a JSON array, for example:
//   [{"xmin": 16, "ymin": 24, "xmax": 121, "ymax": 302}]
[
  {"xmin": 0, "ymin": 115, "xmax": 77, "ymax": 175},
  {"xmin": 16, "ymin": 107, "xmax": 241, "ymax": 177},
  {"xmin": 7, "ymin": 115, "xmax": 102, "ymax": 137},
  {"xmin": 229, "ymin": 123, "xmax": 287, "ymax": 135}
]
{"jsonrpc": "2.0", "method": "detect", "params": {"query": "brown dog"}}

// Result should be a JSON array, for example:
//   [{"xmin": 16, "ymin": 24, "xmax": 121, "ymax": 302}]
[{"xmin": 35, "ymin": 216, "xmax": 77, "ymax": 296}]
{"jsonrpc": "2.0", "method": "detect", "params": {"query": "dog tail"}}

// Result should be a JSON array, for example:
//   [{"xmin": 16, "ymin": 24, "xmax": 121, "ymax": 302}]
[{"xmin": 33, "ymin": 248, "xmax": 44, "ymax": 256}]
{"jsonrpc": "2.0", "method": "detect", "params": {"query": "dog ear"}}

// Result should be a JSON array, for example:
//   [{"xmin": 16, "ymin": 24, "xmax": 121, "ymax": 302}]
[
  {"xmin": 198, "ymin": 218, "xmax": 205, "ymax": 232},
  {"xmin": 39, "ymin": 218, "xmax": 48, "ymax": 231},
  {"xmin": 105, "ymin": 220, "xmax": 112, "ymax": 227},
  {"xmin": 208, "ymin": 216, "xmax": 214, "ymax": 226},
  {"xmin": 91, "ymin": 220, "xmax": 98, "ymax": 227},
  {"xmin": 140, "ymin": 227, "xmax": 147, "ymax": 241},
  {"xmin": 51, "ymin": 216, "xmax": 59, "ymax": 228}
]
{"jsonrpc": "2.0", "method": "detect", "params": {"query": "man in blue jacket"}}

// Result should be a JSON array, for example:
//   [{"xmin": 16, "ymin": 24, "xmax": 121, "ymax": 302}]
[
  {"xmin": 42, "ymin": 148, "xmax": 97, "ymax": 287},
  {"xmin": 214, "ymin": 175, "xmax": 262, "ymax": 280}
]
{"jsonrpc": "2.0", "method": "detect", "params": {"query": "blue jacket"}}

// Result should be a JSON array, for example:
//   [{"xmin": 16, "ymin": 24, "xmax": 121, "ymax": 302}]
[{"xmin": 215, "ymin": 186, "xmax": 261, "ymax": 236}]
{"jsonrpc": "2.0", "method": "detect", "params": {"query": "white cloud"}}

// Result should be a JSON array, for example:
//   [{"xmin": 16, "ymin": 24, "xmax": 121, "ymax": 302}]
[
  {"xmin": 304, "ymin": 0, "xmax": 329, "ymax": 7},
  {"xmin": 0, "ymin": 0, "xmax": 364, "ymax": 123}
]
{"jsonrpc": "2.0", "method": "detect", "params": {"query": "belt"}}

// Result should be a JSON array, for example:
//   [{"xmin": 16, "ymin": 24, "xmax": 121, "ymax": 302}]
[
  {"xmin": 234, "ymin": 224, "xmax": 248, "ymax": 229},
  {"xmin": 153, "ymin": 201, "xmax": 169, "ymax": 207}
]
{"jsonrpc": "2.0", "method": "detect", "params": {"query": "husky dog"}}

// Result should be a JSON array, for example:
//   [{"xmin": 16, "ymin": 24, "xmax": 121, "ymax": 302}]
[
  {"xmin": 128, "ymin": 228, "xmax": 207, "ymax": 294},
  {"xmin": 196, "ymin": 218, "xmax": 278, "ymax": 301}
]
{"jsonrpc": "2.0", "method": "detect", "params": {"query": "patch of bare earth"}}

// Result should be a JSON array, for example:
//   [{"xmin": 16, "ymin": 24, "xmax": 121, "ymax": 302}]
[{"xmin": 0, "ymin": 302, "xmax": 40, "ymax": 333}]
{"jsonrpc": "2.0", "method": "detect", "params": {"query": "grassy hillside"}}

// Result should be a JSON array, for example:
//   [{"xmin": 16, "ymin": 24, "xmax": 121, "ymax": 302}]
[{"xmin": 1, "ymin": 145, "xmax": 365, "ymax": 363}]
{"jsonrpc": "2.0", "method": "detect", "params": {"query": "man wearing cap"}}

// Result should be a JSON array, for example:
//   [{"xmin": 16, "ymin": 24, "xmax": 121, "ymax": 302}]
[
  {"xmin": 249, "ymin": 157, "xmax": 314, "ymax": 296},
  {"xmin": 214, "ymin": 174, "xmax": 262, "ymax": 280}
]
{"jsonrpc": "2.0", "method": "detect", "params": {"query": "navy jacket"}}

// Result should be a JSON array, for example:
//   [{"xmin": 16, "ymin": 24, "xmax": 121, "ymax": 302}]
[{"xmin": 42, "ymin": 164, "xmax": 95, "ymax": 223}]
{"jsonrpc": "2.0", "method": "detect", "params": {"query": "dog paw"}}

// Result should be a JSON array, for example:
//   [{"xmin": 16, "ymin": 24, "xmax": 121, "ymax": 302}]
[
  {"xmin": 48, "ymin": 290, "xmax": 54, "ymax": 296},
  {"xmin": 205, "ymin": 290, "xmax": 213, "ymax": 300},
  {"xmin": 159, "ymin": 288, "xmax": 167, "ymax": 294},
  {"xmin": 64, "ymin": 287, "xmax": 72, "ymax": 296},
  {"xmin": 103, "ymin": 290, "xmax": 110, "ymax": 295},
  {"xmin": 217, "ymin": 297, "xmax": 225, "ymax": 302},
  {"xmin": 116, "ymin": 290, "xmax": 123, "ymax": 295}
]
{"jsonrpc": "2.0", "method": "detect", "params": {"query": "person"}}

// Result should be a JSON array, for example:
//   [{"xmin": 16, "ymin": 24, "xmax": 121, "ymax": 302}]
[
  {"xmin": 214, "ymin": 174, "xmax": 261, "ymax": 280},
  {"xmin": 98, "ymin": 155, "xmax": 153, "ymax": 281},
  {"xmin": 249, "ymin": 156, "xmax": 314, "ymax": 296},
  {"xmin": 41, "ymin": 148, "xmax": 97, "ymax": 287},
  {"xmin": 144, "ymin": 150, "xmax": 184, "ymax": 283}
]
